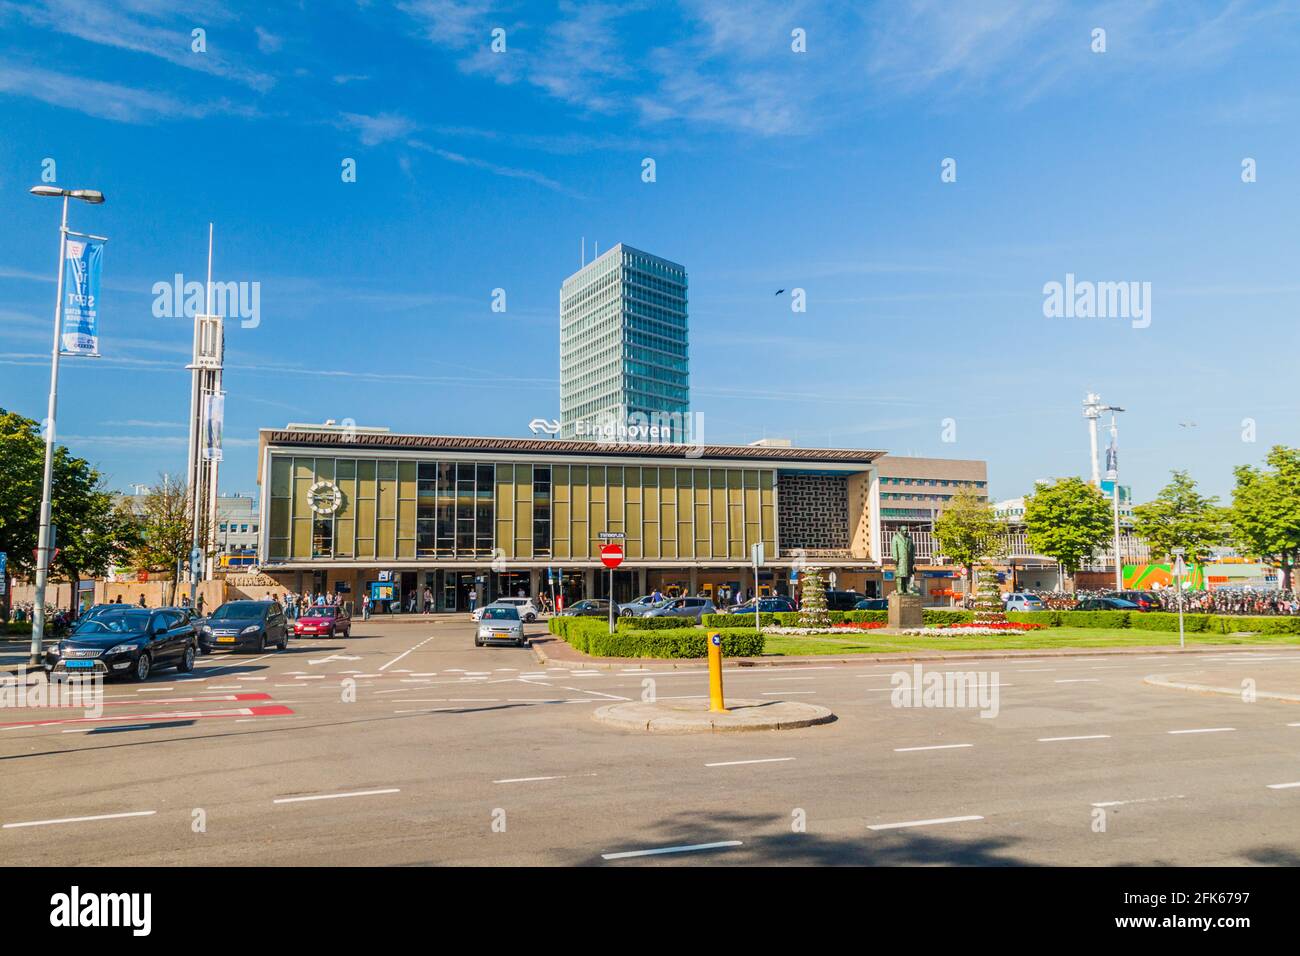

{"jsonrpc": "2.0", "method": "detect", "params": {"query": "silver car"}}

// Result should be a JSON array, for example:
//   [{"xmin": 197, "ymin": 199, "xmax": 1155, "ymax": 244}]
[
  {"xmin": 641, "ymin": 596, "xmax": 716, "ymax": 622},
  {"xmin": 475, "ymin": 605, "xmax": 526, "ymax": 647}
]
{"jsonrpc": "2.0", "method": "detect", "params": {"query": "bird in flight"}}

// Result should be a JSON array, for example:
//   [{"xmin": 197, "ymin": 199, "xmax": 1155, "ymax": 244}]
[{"xmin": 774, "ymin": 289, "xmax": 785, "ymax": 295}]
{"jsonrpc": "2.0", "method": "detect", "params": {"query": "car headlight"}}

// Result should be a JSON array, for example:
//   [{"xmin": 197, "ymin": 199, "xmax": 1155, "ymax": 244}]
[
  {"xmin": 105, "ymin": 644, "xmax": 137, "ymax": 656},
  {"xmin": 201, "ymin": 625, "xmax": 212, "ymax": 634},
  {"xmin": 241, "ymin": 625, "xmax": 260, "ymax": 634},
  {"xmin": 48, "ymin": 644, "xmax": 62, "ymax": 657}
]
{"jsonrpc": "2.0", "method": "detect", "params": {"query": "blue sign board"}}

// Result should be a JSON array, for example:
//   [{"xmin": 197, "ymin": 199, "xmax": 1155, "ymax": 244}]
[{"xmin": 61, "ymin": 234, "xmax": 104, "ymax": 356}]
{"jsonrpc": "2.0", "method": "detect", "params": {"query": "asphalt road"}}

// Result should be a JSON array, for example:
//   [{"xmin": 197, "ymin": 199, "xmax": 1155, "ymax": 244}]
[{"xmin": 2, "ymin": 620, "xmax": 1299, "ymax": 866}]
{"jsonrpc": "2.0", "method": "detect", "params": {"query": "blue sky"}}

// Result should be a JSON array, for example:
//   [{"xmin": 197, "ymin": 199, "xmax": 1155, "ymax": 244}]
[{"xmin": 1, "ymin": 0, "xmax": 1298, "ymax": 503}]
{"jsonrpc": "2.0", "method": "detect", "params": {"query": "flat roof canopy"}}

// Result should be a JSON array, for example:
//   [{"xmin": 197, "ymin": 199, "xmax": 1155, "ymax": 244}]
[{"xmin": 259, "ymin": 429, "xmax": 885, "ymax": 467}]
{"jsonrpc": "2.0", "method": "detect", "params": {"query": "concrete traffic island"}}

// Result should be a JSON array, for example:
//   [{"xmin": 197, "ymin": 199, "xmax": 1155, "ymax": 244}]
[{"xmin": 592, "ymin": 697, "xmax": 836, "ymax": 733}]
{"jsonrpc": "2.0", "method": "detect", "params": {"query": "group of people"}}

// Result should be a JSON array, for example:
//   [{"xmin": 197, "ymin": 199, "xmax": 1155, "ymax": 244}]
[{"xmin": 280, "ymin": 591, "xmax": 347, "ymax": 619}]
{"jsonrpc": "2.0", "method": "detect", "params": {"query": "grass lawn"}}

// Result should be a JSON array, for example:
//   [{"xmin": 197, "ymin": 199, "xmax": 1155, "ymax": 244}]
[{"xmin": 760, "ymin": 626, "xmax": 1300, "ymax": 656}]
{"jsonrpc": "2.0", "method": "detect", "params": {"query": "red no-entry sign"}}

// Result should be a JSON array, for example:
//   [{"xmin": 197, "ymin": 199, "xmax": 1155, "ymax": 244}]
[{"xmin": 600, "ymin": 544, "xmax": 624, "ymax": 569}]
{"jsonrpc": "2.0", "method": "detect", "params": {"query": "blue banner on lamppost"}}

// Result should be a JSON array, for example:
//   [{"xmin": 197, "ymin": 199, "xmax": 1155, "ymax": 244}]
[{"xmin": 60, "ymin": 233, "xmax": 104, "ymax": 356}]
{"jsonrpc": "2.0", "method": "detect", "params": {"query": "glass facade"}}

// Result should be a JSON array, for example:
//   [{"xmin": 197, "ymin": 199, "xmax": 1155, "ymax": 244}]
[
  {"xmin": 267, "ymin": 454, "xmax": 777, "ymax": 564},
  {"xmin": 559, "ymin": 243, "xmax": 689, "ymax": 440}
]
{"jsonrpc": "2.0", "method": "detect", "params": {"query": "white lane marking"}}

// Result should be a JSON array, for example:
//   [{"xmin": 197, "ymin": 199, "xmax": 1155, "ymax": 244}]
[
  {"xmin": 448, "ymin": 698, "xmax": 500, "ymax": 702},
  {"xmin": 134, "ymin": 687, "xmax": 176, "ymax": 693},
  {"xmin": 1014, "ymin": 668, "xmax": 1056, "ymax": 673},
  {"xmin": 4, "ymin": 810, "xmax": 156, "ymax": 829},
  {"xmin": 705, "ymin": 757, "xmax": 796, "ymax": 767},
  {"xmin": 1055, "ymin": 678, "xmax": 1100, "ymax": 683},
  {"xmin": 894, "ymin": 744, "xmax": 973, "ymax": 752},
  {"xmin": 1038, "ymin": 735, "xmax": 1111, "ymax": 742},
  {"xmin": 294, "ymin": 675, "xmax": 325, "ymax": 680},
  {"xmin": 768, "ymin": 676, "xmax": 818, "ymax": 681},
  {"xmin": 410, "ymin": 672, "xmax": 438, "ymax": 677},
  {"xmin": 379, "ymin": 636, "xmax": 434, "ymax": 672},
  {"xmin": 869, "ymin": 684, "xmax": 1011, "ymax": 692},
  {"xmin": 658, "ymin": 695, "xmax": 707, "ymax": 700},
  {"xmin": 1091, "ymin": 795, "xmax": 1184, "ymax": 808},
  {"xmin": 393, "ymin": 708, "xmax": 456, "ymax": 714},
  {"xmin": 203, "ymin": 653, "xmax": 275, "ymax": 676},
  {"xmin": 506, "ymin": 698, "xmax": 566, "ymax": 703},
  {"xmin": 1167, "ymin": 727, "xmax": 1235, "ymax": 735},
  {"xmin": 1267, "ymin": 782, "xmax": 1300, "ymax": 790},
  {"xmin": 868, "ymin": 815, "xmax": 984, "ymax": 831},
  {"xmin": 494, "ymin": 773, "xmax": 598, "ymax": 784},
  {"xmin": 273, "ymin": 788, "xmax": 400, "ymax": 804},
  {"xmin": 602, "ymin": 840, "xmax": 742, "ymax": 860},
  {"xmin": 1288, "ymin": 723, "xmax": 1300, "ymax": 728},
  {"xmin": 761, "ymin": 690, "xmax": 815, "ymax": 696}
]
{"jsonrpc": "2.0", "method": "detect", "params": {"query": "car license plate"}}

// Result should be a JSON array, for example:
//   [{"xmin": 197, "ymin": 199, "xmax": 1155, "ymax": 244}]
[
  {"xmin": 65, "ymin": 660, "xmax": 94, "ymax": 668},
  {"xmin": 217, "ymin": 636, "xmax": 236, "ymax": 644}
]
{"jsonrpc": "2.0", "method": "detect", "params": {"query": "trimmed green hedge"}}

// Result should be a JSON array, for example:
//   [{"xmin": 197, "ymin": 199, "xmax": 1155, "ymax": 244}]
[
  {"xmin": 1004, "ymin": 610, "xmax": 1300, "ymax": 635},
  {"xmin": 549, "ymin": 616, "xmax": 763, "ymax": 658},
  {"xmin": 3, "ymin": 621, "xmax": 33, "ymax": 637},
  {"xmin": 616, "ymin": 616, "xmax": 694, "ymax": 630}
]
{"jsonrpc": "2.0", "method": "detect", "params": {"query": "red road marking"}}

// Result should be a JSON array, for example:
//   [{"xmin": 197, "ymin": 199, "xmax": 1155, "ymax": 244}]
[{"xmin": 0, "ymin": 704, "xmax": 294, "ymax": 728}]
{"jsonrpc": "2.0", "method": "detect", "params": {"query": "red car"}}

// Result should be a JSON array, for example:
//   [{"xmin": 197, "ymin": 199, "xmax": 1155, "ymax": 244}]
[{"xmin": 294, "ymin": 605, "xmax": 352, "ymax": 638}]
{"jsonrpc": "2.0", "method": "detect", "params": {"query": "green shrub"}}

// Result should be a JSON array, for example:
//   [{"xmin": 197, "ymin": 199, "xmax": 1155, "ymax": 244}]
[
  {"xmin": 580, "ymin": 626, "xmax": 763, "ymax": 659},
  {"xmin": 3, "ymin": 621, "xmax": 34, "ymax": 637},
  {"xmin": 1006, "ymin": 610, "xmax": 1063, "ymax": 627},
  {"xmin": 702, "ymin": 612, "xmax": 780, "ymax": 628},
  {"xmin": 1212, "ymin": 615, "xmax": 1300, "ymax": 635},
  {"xmin": 1130, "ymin": 612, "xmax": 1213, "ymax": 633},
  {"xmin": 618, "ymin": 616, "xmax": 696, "ymax": 630},
  {"xmin": 922, "ymin": 609, "xmax": 972, "ymax": 625}
]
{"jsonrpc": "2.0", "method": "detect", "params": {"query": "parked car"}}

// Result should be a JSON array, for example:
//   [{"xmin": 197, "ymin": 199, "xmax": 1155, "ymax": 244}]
[
  {"xmin": 475, "ymin": 605, "xmax": 526, "ymax": 647},
  {"xmin": 854, "ymin": 598, "xmax": 889, "ymax": 611},
  {"xmin": 496, "ymin": 597, "xmax": 540, "ymax": 622},
  {"xmin": 46, "ymin": 606, "xmax": 197, "ymax": 681},
  {"xmin": 726, "ymin": 596, "xmax": 797, "ymax": 616},
  {"xmin": 1110, "ymin": 590, "xmax": 1160, "ymax": 611},
  {"xmin": 559, "ymin": 599, "xmax": 611, "ymax": 618},
  {"xmin": 824, "ymin": 590, "xmax": 865, "ymax": 611},
  {"xmin": 641, "ymin": 596, "xmax": 717, "ymax": 622},
  {"xmin": 618, "ymin": 594, "xmax": 662, "ymax": 616},
  {"xmin": 1074, "ymin": 597, "xmax": 1141, "ymax": 611},
  {"xmin": 199, "ymin": 600, "xmax": 289, "ymax": 652},
  {"xmin": 177, "ymin": 607, "xmax": 210, "ymax": 653},
  {"xmin": 295, "ymin": 605, "xmax": 352, "ymax": 638},
  {"xmin": 1003, "ymin": 592, "xmax": 1046, "ymax": 612}
]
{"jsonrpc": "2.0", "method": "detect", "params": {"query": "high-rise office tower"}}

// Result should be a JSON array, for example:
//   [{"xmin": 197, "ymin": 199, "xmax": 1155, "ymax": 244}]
[{"xmin": 559, "ymin": 243, "xmax": 689, "ymax": 442}]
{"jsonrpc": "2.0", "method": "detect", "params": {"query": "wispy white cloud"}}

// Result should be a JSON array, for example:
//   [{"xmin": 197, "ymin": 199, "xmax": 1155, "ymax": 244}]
[
  {"xmin": 339, "ymin": 111, "xmax": 418, "ymax": 145},
  {"xmin": 2, "ymin": 0, "xmax": 276, "ymax": 91},
  {"xmin": 0, "ymin": 60, "xmax": 250, "ymax": 123}
]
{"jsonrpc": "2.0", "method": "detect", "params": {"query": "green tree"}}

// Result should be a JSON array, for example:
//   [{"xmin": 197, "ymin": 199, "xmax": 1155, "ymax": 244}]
[
  {"xmin": 1132, "ymin": 469, "xmax": 1230, "ymax": 565},
  {"xmin": 0, "ymin": 410, "xmax": 43, "ymax": 615},
  {"xmin": 1023, "ymin": 477, "xmax": 1112, "ymax": 589},
  {"xmin": 1229, "ymin": 446, "xmax": 1300, "ymax": 590},
  {"xmin": 129, "ymin": 475, "xmax": 193, "ymax": 600},
  {"xmin": 0, "ymin": 408, "xmax": 137, "ymax": 615},
  {"xmin": 933, "ymin": 488, "xmax": 1005, "ymax": 600}
]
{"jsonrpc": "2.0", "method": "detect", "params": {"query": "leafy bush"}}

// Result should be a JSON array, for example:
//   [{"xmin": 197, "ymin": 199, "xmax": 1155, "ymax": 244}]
[
  {"xmin": 702, "ymin": 611, "xmax": 781, "ymax": 628},
  {"xmin": 617, "ymin": 616, "xmax": 697, "ymax": 630},
  {"xmin": 1212, "ymin": 615, "xmax": 1300, "ymax": 635},
  {"xmin": 922, "ymin": 610, "xmax": 973, "ymax": 625},
  {"xmin": 554, "ymin": 617, "xmax": 763, "ymax": 658}
]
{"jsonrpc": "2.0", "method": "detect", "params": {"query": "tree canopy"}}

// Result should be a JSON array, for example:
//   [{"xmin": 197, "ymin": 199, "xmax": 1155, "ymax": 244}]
[
  {"xmin": 1024, "ymin": 477, "xmax": 1113, "ymax": 580},
  {"xmin": 1132, "ymin": 469, "xmax": 1230, "ymax": 564}
]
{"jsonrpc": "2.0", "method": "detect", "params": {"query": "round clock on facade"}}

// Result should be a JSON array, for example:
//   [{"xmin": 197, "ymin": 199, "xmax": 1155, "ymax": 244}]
[{"xmin": 307, "ymin": 480, "xmax": 343, "ymax": 515}]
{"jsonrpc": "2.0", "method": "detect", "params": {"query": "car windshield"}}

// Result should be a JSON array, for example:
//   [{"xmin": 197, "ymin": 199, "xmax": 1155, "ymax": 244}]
[
  {"xmin": 483, "ymin": 607, "xmax": 520, "ymax": 620},
  {"xmin": 209, "ymin": 602, "xmax": 265, "ymax": 620},
  {"xmin": 72, "ymin": 608, "xmax": 150, "ymax": 634},
  {"xmin": 306, "ymin": 607, "xmax": 337, "ymax": 618}
]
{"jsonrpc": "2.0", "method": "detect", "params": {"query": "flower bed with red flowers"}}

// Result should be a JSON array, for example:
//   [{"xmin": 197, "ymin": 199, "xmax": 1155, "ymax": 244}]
[
  {"xmin": 831, "ymin": 621, "xmax": 888, "ymax": 630},
  {"xmin": 942, "ymin": 621, "xmax": 1046, "ymax": 631}
]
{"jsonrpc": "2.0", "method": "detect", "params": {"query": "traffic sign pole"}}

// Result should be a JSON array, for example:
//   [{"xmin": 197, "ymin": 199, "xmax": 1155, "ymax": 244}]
[
  {"xmin": 1172, "ymin": 548, "xmax": 1186, "ymax": 650},
  {"xmin": 599, "ymin": 539, "xmax": 624, "ymax": 635}
]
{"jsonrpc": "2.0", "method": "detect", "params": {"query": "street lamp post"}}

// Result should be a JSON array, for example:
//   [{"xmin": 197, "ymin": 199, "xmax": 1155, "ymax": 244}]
[
  {"xmin": 1103, "ymin": 406, "xmax": 1125, "ymax": 592},
  {"xmin": 27, "ymin": 186, "xmax": 105, "ymax": 666}
]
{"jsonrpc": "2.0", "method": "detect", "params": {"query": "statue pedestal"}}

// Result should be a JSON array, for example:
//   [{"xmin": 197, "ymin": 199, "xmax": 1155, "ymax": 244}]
[{"xmin": 888, "ymin": 592, "xmax": 923, "ymax": 629}]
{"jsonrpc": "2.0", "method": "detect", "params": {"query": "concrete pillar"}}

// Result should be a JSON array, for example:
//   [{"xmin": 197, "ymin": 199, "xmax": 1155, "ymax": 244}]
[
  {"xmin": 688, "ymin": 565, "xmax": 698, "ymax": 595},
  {"xmin": 528, "ymin": 568, "xmax": 540, "ymax": 599},
  {"xmin": 583, "ymin": 568, "xmax": 595, "ymax": 599},
  {"xmin": 637, "ymin": 567, "xmax": 647, "ymax": 595}
]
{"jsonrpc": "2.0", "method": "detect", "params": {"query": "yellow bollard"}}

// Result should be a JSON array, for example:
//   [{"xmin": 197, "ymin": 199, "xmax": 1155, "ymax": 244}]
[{"xmin": 707, "ymin": 631, "xmax": 728, "ymax": 713}]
